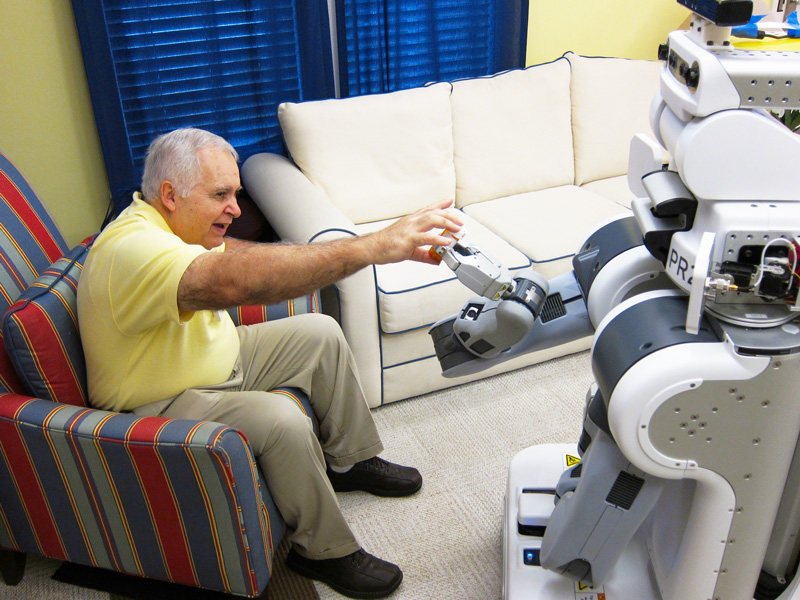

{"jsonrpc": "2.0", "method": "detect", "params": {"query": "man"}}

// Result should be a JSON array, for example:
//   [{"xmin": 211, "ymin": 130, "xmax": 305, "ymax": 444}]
[{"xmin": 77, "ymin": 128, "xmax": 463, "ymax": 599}]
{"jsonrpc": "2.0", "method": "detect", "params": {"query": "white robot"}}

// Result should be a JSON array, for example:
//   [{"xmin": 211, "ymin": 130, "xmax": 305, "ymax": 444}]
[{"xmin": 429, "ymin": 1, "xmax": 800, "ymax": 598}]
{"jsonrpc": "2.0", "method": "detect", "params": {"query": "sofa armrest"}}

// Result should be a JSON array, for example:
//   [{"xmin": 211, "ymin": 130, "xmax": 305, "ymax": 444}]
[
  {"xmin": 242, "ymin": 153, "xmax": 385, "ymax": 404},
  {"xmin": 0, "ymin": 393, "xmax": 273, "ymax": 596},
  {"xmin": 241, "ymin": 153, "xmax": 356, "ymax": 244},
  {"xmin": 242, "ymin": 153, "xmax": 381, "ymax": 406},
  {"xmin": 229, "ymin": 156, "xmax": 326, "ymax": 326}
]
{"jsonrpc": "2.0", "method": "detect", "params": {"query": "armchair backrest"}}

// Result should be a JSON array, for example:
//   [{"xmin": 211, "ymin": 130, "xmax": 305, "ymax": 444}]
[{"xmin": 0, "ymin": 151, "xmax": 69, "ymax": 394}]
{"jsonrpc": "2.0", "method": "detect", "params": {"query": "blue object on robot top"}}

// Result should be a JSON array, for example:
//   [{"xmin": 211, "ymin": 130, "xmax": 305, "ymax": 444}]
[
  {"xmin": 792, "ymin": 10, "xmax": 800, "ymax": 36},
  {"xmin": 732, "ymin": 11, "xmax": 800, "ymax": 38}
]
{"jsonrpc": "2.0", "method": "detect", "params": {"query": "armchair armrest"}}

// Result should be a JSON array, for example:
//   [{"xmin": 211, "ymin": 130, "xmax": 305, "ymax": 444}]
[
  {"xmin": 227, "ymin": 291, "xmax": 320, "ymax": 326},
  {"xmin": 241, "ymin": 153, "xmax": 356, "ymax": 244},
  {"xmin": 0, "ymin": 393, "xmax": 276, "ymax": 596}
]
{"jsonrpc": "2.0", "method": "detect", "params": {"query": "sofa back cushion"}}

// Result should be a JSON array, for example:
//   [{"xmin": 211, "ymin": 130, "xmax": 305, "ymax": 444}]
[
  {"xmin": 567, "ymin": 53, "xmax": 663, "ymax": 186},
  {"xmin": 450, "ymin": 58, "xmax": 575, "ymax": 209},
  {"xmin": 279, "ymin": 82, "xmax": 455, "ymax": 224}
]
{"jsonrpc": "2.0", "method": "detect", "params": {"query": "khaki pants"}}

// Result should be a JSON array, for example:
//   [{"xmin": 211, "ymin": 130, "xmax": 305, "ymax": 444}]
[{"xmin": 133, "ymin": 313, "xmax": 383, "ymax": 559}]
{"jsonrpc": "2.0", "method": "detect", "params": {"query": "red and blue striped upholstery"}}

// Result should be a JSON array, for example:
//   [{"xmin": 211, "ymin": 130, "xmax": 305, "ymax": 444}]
[
  {"xmin": 0, "ymin": 388, "xmax": 318, "ymax": 597},
  {"xmin": 0, "ymin": 151, "xmax": 68, "ymax": 395},
  {"xmin": 0, "ymin": 152, "xmax": 67, "ymax": 305},
  {"xmin": 0, "ymin": 395, "xmax": 285, "ymax": 595},
  {"xmin": 227, "ymin": 291, "xmax": 320, "ymax": 325},
  {"xmin": 0, "ymin": 150, "xmax": 320, "ymax": 597},
  {"xmin": 3, "ymin": 238, "xmax": 93, "ymax": 407}
]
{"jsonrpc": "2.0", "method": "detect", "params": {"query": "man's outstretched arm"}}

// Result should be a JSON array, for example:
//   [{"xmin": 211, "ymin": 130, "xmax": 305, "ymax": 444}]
[{"xmin": 177, "ymin": 200, "xmax": 463, "ymax": 312}]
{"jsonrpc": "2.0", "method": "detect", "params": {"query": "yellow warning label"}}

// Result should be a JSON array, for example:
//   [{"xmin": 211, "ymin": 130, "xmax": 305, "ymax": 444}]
[
  {"xmin": 564, "ymin": 454, "xmax": 581, "ymax": 468},
  {"xmin": 574, "ymin": 580, "xmax": 605, "ymax": 599}
]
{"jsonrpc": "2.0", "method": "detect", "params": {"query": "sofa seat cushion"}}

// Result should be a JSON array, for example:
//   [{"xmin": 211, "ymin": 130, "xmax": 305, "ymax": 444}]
[
  {"xmin": 378, "ymin": 327, "xmax": 591, "ymax": 404},
  {"xmin": 580, "ymin": 175, "xmax": 638, "ymax": 209},
  {"xmin": 450, "ymin": 57, "xmax": 574, "ymax": 209},
  {"xmin": 353, "ymin": 213, "xmax": 531, "ymax": 335},
  {"xmin": 567, "ymin": 53, "xmax": 664, "ymax": 187},
  {"xmin": 278, "ymin": 82, "xmax": 456, "ymax": 225},
  {"xmin": 462, "ymin": 186, "xmax": 630, "ymax": 279}
]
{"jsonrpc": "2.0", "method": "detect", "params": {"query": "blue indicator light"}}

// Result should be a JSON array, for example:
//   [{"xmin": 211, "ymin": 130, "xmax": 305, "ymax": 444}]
[{"xmin": 523, "ymin": 548, "xmax": 540, "ymax": 566}]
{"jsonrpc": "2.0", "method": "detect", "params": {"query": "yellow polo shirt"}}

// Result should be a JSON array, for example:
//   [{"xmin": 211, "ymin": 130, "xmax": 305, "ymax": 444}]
[{"xmin": 77, "ymin": 196, "xmax": 240, "ymax": 412}]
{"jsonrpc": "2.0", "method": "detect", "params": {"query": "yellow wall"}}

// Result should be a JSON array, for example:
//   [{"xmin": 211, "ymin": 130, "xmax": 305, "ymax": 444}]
[
  {"xmin": 1, "ymin": 0, "xmax": 108, "ymax": 247},
  {"xmin": 527, "ymin": 0, "xmax": 690, "ymax": 65},
  {"xmin": 1, "ymin": 2, "xmax": 688, "ymax": 249}
]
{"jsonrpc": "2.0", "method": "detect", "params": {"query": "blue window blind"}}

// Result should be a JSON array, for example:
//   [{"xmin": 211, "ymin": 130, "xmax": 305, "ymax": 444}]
[
  {"xmin": 71, "ymin": 0, "xmax": 334, "ymax": 216},
  {"xmin": 335, "ymin": 0, "xmax": 528, "ymax": 97}
]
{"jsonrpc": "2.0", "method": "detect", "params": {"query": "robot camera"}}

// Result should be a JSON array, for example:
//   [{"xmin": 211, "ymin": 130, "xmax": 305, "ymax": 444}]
[{"xmin": 678, "ymin": 0, "xmax": 753, "ymax": 25}]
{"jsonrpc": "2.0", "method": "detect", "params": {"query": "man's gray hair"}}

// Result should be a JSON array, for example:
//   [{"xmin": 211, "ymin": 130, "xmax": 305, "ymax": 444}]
[{"xmin": 141, "ymin": 128, "xmax": 239, "ymax": 204}]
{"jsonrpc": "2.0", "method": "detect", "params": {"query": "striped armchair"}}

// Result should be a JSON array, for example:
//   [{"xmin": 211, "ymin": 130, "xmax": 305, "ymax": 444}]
[{"xmin": 0, "ymin": 150, "xmax": 319, "ymax": 597}]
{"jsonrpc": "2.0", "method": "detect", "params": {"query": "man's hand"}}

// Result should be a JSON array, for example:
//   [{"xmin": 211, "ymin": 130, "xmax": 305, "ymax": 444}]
[{"xmin": 365, "ymin": 199, "xmax": 464, "ymax": 265}]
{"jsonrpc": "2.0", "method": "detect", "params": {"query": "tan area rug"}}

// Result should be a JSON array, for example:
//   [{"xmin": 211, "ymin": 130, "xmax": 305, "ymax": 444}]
[{"xmin": 317, "ymin": 351, "xmax": 593, "ymax": 599}]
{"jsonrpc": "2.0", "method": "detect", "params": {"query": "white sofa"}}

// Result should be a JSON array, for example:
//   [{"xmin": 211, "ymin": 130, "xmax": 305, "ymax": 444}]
[{"xmin": 242, "ymin": 53, "xmax": 665, "ymax": 408}]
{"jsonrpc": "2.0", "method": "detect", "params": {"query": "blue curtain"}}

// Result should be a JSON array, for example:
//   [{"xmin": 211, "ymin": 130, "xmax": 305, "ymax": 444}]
[
  {"xmin": 335, "ymin": 0, "xmax": 529, "ymax": 97},
  {"xmin": 71, "ymin": 0, "xmax": 334, "ymax": 217}
]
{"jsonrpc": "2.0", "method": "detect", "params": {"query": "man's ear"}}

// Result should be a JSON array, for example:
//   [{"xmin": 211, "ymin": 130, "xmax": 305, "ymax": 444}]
[{"xmin": 160, "ymin": 181, "xmax": 178, "ymax": 213}]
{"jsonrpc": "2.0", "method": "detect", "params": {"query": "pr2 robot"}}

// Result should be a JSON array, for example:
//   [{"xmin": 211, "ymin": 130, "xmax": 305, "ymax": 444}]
[{"xmin": 429, "ymin": 1, "xmax": 800, "ymax": 598}]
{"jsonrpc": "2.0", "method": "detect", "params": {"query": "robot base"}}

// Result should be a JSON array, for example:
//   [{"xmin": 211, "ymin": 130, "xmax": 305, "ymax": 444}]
[
  {"xmin": 503, "ymin": 444, "xmax": 659, "ymax": 600},
  {"xmin": 503, "ymin": 444, "xmax": 800, "ymax": 600}
]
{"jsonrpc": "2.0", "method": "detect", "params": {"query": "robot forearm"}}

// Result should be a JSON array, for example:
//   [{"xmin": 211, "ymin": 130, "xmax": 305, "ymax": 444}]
[
  {"xmin": 429, "ymin": 227, "xmax": 552, "ymax": 360},
  {"xmin": 446, "ymin": 270, "xmax": 550, "ymax": 360}
]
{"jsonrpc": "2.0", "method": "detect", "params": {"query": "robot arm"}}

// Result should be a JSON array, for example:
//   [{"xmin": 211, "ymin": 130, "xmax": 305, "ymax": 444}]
[
  {"xmin": 443, "ymin": 273, "xmax": 550, "ymax": 361},
  {"xmin": 428, "ymin": 229, "xmax": 551, "ymax": 361},
  {"xmin": 432, "ymin": 0, "xmax": 800, "ymax": 380},
  {"xmin": 432, "ymin": 0, "xmax": 800, "ymax": 376},
  {"xmin": 429, "ymin": 215, "xmax": 666, "ymax": 377}
]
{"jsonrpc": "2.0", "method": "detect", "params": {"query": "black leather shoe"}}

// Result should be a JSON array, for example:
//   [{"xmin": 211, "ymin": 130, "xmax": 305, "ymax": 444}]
[
  {"xmin": 286, "ymin": 547, "xmax": 402, "ymax": 599},
  {"xmin": 327, "ymin": 456, "xmax": 422, "ymax": 497}
]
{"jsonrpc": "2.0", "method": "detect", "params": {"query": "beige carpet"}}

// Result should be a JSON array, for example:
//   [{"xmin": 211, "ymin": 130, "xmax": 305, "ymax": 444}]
[
  {"xmin": 0, "ymin": 350, "xmax": 593, "ymax": 600},
  {"xmin": 317, "ymin": 350, "xmax": 593, "ymax": 600}
]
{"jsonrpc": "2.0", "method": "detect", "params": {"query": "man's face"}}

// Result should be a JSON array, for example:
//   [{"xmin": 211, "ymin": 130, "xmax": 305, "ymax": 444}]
[{"xmin": 167, "ymin": 145, "xmax": 242, "ymax": 249}]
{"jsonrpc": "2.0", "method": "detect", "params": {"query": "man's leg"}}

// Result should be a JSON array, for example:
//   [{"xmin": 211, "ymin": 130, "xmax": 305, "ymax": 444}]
[
  {"xmin": 138, "ymin": 385, "xmax": 404, "ymax": 598},
  {"xmin": 235, "ymin": 314, "xmax": 382, "ymax": 467},
  {"xmin": 157, "ymin": 387, "xmax": 359, "ymax": 558},
  {"xmin": 140, "ymin": 314, "xmax": 417, "ymax": 597},
  {"xmin": 235, "ymin": 314, "xmax": 422, "ymax": 497}
]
